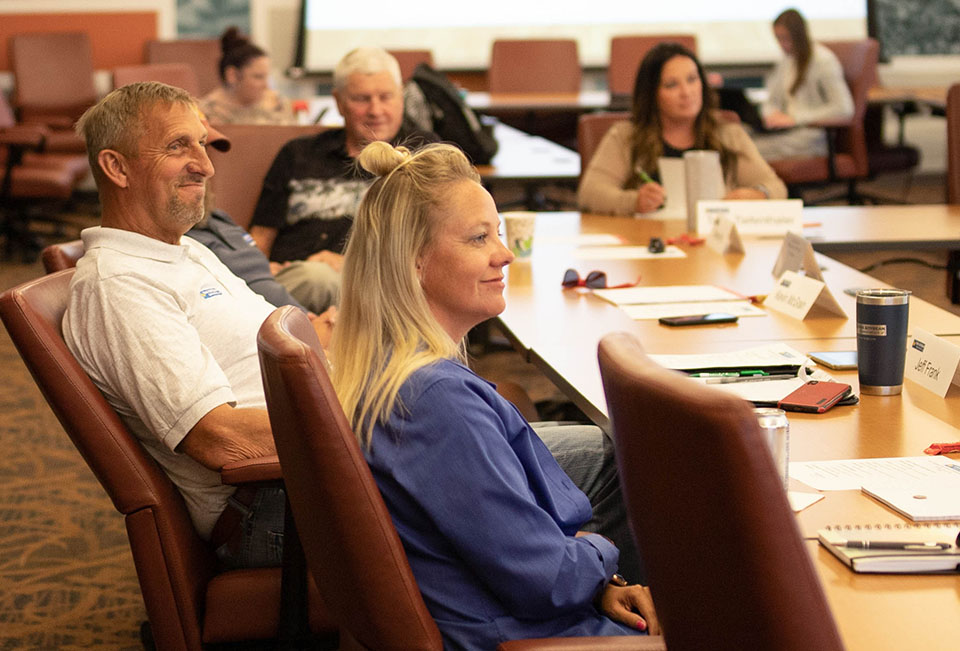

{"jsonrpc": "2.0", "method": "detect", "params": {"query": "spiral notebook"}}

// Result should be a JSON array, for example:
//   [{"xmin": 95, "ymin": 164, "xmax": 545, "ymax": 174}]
[{"xmin": 818, "ymin": 523, "xmax": 960, "ymax": 573}]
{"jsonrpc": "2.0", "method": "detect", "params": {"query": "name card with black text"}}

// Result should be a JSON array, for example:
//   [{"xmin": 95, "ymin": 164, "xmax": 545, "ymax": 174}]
[
  {"xmin": 697, "ymin": 199, "xmax": 803, "ymax": 236},
  {"xmin": 765, "ymin": 270, "xmax": 846, "ymax": 320},
  {"xmin": 772, "ymin": 231, "xmax": 822, "ymax": 280},
  {"xmin": 705, "ymin": 214, "xmax": 745, "ymax": 254},
  {"xmin": 905, "ymin": 328, "xmax": 960, "ymax": 397}
]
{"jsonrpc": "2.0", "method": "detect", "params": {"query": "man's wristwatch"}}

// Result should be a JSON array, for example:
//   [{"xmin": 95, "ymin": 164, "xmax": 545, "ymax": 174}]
[{"xmin": 610, "ymin": 573, "xmax": 628, "ymax": 587}]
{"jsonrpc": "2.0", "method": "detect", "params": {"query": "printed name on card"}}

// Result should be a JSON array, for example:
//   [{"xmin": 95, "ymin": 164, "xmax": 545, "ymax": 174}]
[
  {"xmin": 905, "ymin": 328, "xmax": 960, "ymax": 397},
  {"xmin": 772, "ymin": 231, "xmax": 823, "ymax": 281},
  {"xmin": 765, "ymin": 270, "xmax": 847, "ymax": 320},
  {"xmin": 705, "ymin": 215, "xmax": 745, "ymax": 254},
  {"xmin": 696, "ymin": 199, "xmax": 803, "ymax": 236}
]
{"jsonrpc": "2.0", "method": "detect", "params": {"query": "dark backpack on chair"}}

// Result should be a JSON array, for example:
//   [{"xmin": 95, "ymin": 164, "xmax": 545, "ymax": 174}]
[{"xmin": 405, "ymin": 63, "xmax": 499, "ymax": 165}]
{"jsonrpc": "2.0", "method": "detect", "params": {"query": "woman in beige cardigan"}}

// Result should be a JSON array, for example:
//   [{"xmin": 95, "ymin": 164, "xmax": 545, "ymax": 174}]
[{"xmin": 579, "ymin": 42, "xmax": 786, "ymax": 216}]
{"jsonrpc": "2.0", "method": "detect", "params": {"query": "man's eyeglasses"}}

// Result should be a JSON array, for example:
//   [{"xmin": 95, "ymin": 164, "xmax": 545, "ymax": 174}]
[{"xmin": 562, "ymin": 269, "xmax": 640, "ymax": 290}]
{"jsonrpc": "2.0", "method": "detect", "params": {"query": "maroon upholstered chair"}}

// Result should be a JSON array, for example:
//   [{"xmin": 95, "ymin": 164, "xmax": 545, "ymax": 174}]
[
  {"xmin": 257, "ymin": 306, "xmax": 664, "ymax": 651},
  {"xmin": 577, "ymin": 111, "xmax": 631, "ymax": 174},
  {"xmin": 947, "ymin": 84, "xmax": 960, "ymax": 205},
  {"xmin": 9, "ymin": 32, "xmax": 94, "ymax": 154},
  {"xmin": 0, "ymin": 271, "xmax": 336, "ymax": 650},
  {"xmin": 608, "ymin": 35, "xmax": 698, "ymax": 98},
  {"xmin": 598, "ymin": 332, "xmax": 844, "ymax": 651},
  {"xmin": 488, "ymin": 39, "xmax": 582, "ymax": 94},
  {"xmin": 145, "ymin": 38, "xmax": 223, "ymax": 97},
  {"xmin": 112, "ymin": 63, "xmax": 201, "ymax": 96},
  {"xmin": 206, "ymin": 123, "xmax": 326, "ymax": 230},
  {"xmin": 388, "ymin": 49, "xmax": 435, "ymax": 81}
]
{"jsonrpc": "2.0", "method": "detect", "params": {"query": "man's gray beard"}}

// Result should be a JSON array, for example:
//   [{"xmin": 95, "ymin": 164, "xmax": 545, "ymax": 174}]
[{"xmin": 168, "ymin": 193, "xmax": 205, "ymax": 230}]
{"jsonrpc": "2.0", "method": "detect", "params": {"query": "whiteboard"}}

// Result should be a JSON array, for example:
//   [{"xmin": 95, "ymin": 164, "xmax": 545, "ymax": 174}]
[{"xmin": 299, "ymin": 1, "xmax": 868, "ymax": 71}]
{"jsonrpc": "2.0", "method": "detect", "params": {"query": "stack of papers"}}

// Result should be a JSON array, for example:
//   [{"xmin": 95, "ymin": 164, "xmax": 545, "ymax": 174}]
[
  {"xmin": 648, "ymin": 342, "xmax": 838, "ymax": 405},
  {"xmin": 592, "ymin": 285, "xmax": 766, "ymax": 320}
]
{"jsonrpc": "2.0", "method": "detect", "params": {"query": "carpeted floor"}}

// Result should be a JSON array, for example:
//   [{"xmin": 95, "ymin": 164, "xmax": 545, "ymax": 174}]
[{"xmin": 1, "ymin": 171, "xmax": 957, "ymax": 648}]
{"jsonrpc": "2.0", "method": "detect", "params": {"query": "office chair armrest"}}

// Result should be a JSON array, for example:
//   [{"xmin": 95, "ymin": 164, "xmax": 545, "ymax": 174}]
[
  {"xmin": 0, "ymin": 124, "xmax": 48, "ymax": 150},
  {"xmin": 221, "ymin": 455, "xmax": 281, "ymax": 485}
]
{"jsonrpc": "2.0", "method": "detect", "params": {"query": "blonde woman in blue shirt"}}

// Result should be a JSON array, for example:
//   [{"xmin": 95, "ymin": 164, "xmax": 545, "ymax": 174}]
[{"xmin": 331, "ymin": 141, "xmax": 659, "ymax": 650}]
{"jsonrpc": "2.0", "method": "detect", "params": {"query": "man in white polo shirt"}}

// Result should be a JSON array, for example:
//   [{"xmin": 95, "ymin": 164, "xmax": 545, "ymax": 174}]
[{"xmin": 63, "ymin": 82, "xmax": 324, "ymax": 568}]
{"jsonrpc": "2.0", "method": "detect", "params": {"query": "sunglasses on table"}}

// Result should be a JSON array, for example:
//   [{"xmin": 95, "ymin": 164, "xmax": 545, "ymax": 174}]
[{"xmin": 562, "ymin": 269, "xmax": 640, "ymax": 290}]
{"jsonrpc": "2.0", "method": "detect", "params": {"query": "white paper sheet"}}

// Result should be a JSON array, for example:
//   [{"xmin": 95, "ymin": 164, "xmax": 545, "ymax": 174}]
[
  {"xmin": 648, "ymin": 342, "xmax": 810, "ymax": 372},
  {"xmin": 789, "ymin": 491, "xmax": 825, "ymax": 513},
  {"xmin": 574, "ymin": 245, "xmax": 686, "ymax": 260},
  {"xmin": 790, "ymin": 456, "xmax": 960, "ymax": 492},
  {"xmin": 593, "ymin": 284, "xmax": 744, "ymax": 306}
]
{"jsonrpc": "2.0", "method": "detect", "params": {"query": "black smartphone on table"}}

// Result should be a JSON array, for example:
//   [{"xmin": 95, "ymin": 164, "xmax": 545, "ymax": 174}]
[{"xmin": 659, "ymin": 313, "xmax": 739, "ymax": 327}]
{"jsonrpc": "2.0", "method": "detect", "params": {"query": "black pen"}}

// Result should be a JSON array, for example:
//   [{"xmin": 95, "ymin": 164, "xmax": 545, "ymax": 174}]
[{"xmin": 841, "ymin": 540, "xmax": 953, "ymax": 551}]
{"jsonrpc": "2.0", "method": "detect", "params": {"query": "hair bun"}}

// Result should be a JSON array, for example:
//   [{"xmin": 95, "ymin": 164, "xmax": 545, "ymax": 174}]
[
  {"xmin": 220, "ymin": 26, "xmax": 248, "ymax": 53},
  {"xmin": 357, "ymin": 141, "xmax": 411, "ymax": 176}
]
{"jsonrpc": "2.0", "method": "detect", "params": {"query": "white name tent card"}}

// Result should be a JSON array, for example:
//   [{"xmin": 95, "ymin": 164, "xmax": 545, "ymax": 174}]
[
  {"xmin": 705, "ymin": 214, "xmax": 745, "ymax": 254},
  {"xmin": 765, "ymin": 270, "xmax": 846, "ymax": 320},
  {"xmin": 772, "ymin": 231, "xmax": 823, "ymax": 281},
  {"xmin": 696, "ymin": 199, "xmax": 803, "ymax": 236},
  {"xmin": 904, "ymin": 328, "xmax": 960, "ymax": 397}
]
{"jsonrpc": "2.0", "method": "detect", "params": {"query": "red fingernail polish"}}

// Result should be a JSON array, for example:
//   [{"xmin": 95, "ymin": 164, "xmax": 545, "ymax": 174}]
[{"xmin": 635, "ymin": 619, "xmax": 647, "ymax": 631}]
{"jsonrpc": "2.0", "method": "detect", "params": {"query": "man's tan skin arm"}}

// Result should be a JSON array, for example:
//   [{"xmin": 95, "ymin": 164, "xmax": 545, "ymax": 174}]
[{"xmin": 177, "ymin": 404, "xmax": 275, "ymax": 470}]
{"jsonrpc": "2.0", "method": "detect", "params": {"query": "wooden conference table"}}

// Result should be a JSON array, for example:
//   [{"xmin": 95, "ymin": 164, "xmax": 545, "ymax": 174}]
[{"xmin": 496, "ymin": 211, "xmax": 960, "ymax": 650}]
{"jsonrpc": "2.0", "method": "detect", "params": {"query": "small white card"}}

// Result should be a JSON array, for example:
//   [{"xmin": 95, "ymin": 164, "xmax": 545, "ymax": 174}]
[
  {"xmin": 696, "ymin": 199, "xmax": 804, "ymax": 236},
  {"xmin": 771, "ymin": 231, "xmax": 823, "ymax": 281},
  {"xmin": 638, "ymin": 158, "xmax": 687, "ymax": 219},
  {"xmin": 764, "ymin": 270, "xmax": 846, "ymax": 320},
  {"xmin": 705, "ymin": 215, "xmax": 745, "ymax": 254},
  {"xmin": 904, "ymin": 328, "xmax": 960, "ymax": 397}
]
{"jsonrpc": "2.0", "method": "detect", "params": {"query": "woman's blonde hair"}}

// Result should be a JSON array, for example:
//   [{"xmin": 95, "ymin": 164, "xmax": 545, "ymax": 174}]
[{"xmin": 331, "ymin": 140, "xmax": 480, "ymax": 447}]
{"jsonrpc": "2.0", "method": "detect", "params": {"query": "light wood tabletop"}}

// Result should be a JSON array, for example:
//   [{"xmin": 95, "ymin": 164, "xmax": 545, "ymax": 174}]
[
  {"xmin": 805, "ymin": 204, "xmax": 960, "ymax": 252},
  {"xmin": 496, "ymin": 211, "xmax": 960, "ymax": 650}
]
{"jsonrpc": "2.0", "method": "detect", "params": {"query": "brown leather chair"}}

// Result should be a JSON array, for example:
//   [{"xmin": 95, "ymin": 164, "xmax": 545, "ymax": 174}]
[
  {"xmin": 9, "ymin": 32, "xmax": 94, "ymax": 154},
  {"xmin": 597, "ymin": 332, "xmax": 844, "ymax": 651},
  {"xmin": 145, "ymin": 38, "xmax": 223, "ymax": 97},
  {"xmin": 577, "ymin": 111, "xmax": 631, "ymax": 173},
  {"xmin": 608, "ymin": 35, "xmax": 697, "ymax": 98},
  {"xmin": 113, "ymin": 63, "xmax": 201, "ymax": 96},
  {"xmin": 258, "ymin": 306, "xmax": 664, "ymax": 651},
  {"xmin": 0, "ymin": 271, "xmax": 336, "ymax": 650},
  {"xmin": 488, "ymin": 39, "xmax": 582, "ymax": 94},
  {"xmin": 40, "ymin": 239, "xmax": 84, "ymax": 273},
  {"xmin": 947, "ymin": 84, "xmax": 960, "ymax": 205},
  {"xmin": 207, "ymin": 123, "xmax": 326, "ymax": 230},
  {"xmin": 769, "ymin": 39, "xmax": 878, "ymax": 204},
  {"xmin": 388, "ymin": 49, "xmax": 434, "ymax": 81}
]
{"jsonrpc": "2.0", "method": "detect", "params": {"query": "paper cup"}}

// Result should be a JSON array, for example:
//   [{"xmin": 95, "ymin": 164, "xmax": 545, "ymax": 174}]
[{"xmin": 503, "ymin": 211, "xmax": 536, "ymax": 258}]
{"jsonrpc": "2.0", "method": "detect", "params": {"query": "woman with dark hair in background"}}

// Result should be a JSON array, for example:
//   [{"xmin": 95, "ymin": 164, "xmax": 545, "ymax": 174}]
[
  {"xmin": 578, "ymin": 42, "xmax": 785, "ymax": 216},
  {"xmin": 755, "ymin": 8, "xmax": 854, "ymax": 159},
  {"xmin": 199, "ymin": 27, "xmax": 296, "ymax": 125}
]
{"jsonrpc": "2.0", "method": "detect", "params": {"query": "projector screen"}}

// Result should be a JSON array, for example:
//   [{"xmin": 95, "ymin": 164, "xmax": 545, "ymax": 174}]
[{"xmin": 298, "ymin": 1, "xmax": 868, "ymax": 72}]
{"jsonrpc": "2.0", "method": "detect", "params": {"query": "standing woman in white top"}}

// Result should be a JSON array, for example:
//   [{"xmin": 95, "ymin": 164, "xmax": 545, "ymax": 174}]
[{"xmin": 754, "ymin": 8, "xmax": 854, "ymax": 160}]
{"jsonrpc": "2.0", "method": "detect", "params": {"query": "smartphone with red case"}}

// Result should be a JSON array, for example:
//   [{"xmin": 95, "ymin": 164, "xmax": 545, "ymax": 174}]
[{"xmin": 777, "ymin": 381, "xmax": 852, "ymax": 413}]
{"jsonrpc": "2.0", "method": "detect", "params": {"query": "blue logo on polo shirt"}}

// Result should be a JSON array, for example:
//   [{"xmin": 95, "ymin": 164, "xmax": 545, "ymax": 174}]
[{"xmin": 200, "ymin": 287, "xmax": 223, "ymax": 299}]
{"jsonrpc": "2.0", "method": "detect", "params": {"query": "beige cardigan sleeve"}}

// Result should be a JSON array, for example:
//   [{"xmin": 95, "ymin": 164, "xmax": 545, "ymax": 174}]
[
  {"xmin": 577, "ymin": 121, "xmax": 641, "ymax": 216},
  {"xmin": 719, "ymin": 122, "xmax": 788, "ymax": 199},
  {"xmin": 577, "ymin": 120, "xmax": 787, "ymax": 214}
]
